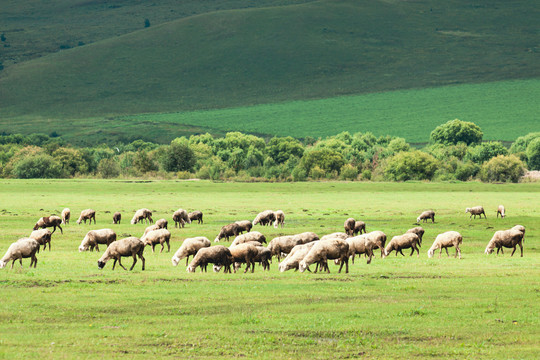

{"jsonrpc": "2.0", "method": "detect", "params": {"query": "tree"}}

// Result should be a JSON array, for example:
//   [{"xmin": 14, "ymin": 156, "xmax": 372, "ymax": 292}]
[
  {"xmin": 266, "ymin": 137, "xmax": 304, "ymax": 164},
  {"xmin": 526, "ymin": 137, "xmax": 540, "ymax": 170},
  {"xmin": 300, "ymin": 148, "xmax": 345, "ymax": 175},
  {"xmin": 509, "ymin": 132, "xmax": 540, "ymax": 153},
  {"xmin": 12, "ymin": 154, "xmax": 63, "ymax": 179},
  {"xmin": 384, "ymin": 151, "xmax": 439, "ymax": 181},
  {"xmin": 98, "ymin": 158, "xmax": 120, "ymax": 178},
  {"xmin": 430, "ymin": 119, "xmax": 483, "ymax": 146},
  {"xmin": 465, "ymin": 142, "xmax": 508, "ymax": 163},
  {"xmin": 479, "ymin": 155, "xmax": 525, "ymax": 183},
  {"xmin": 144, "ymin": 19, "xmax": 151, "ymax": 28},
  {"xmin": 160, "ymin": 140, "xmax": 196, "ymax": 172}
]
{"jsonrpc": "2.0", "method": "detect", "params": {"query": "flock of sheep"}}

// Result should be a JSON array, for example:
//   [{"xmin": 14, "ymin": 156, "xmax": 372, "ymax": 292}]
[{"xmin": 0, "ymin": 204, "xmax": 526, "ymax": 272}]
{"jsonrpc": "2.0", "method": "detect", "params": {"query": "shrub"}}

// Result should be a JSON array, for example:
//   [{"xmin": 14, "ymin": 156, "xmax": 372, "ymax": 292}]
[
  {"xmin": 526, "ymin": 137, "xmax": 540, "ymax": 170},
  {"xmin": 361, "ymin": 169, "xmax": 372, "ymax": 180},
  {"xmin": 479, "ymin": 155, "xmax": 525, "ymax": 183},
  {"xmin": 301, "ymin": 148, "xmax": 345, "ymax": 174},
  {"xmin": 455, "ymin": 162, "xmax": 480, "ymax": 181},
  {"xmin": 309, "ymin": 166, "xmax": 325, "ymax": 180},
  {"xmin": 97, "ymin": 158, "xmax": 120, "ymax": 178},
  {"xmin": 291, "ymin": 165, "xmax": 307, "ymax": 181},
  {"xmin": 340, "ymin": 164, "xmax": 358, "ymax": 180},
  {"xmin": 510, "ymin": 132, "xmax": 540, "ymax": 153},
  {"xmin": 12, "ymin": 154, "xmax": 63, "ymax": 179},
  {"xmin": 430, "ymin": 119, "xmax": 483, "ymax": 146},
  {"xmin": 160, "ymin": 139, "xmax": 196, "ymax": 172},
  {"xmin": 384, "ymin": 151, "xmax": 439, "ymax": 181},
  {"xmin": 465, "ymin": 142, "xmax": 508, "ymax": 163}
]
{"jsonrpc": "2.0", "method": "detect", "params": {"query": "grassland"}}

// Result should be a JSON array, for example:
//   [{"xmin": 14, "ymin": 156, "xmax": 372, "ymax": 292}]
[{"xmin": 0, "ymin": 180, "xmax": 538, "ymax": 359}]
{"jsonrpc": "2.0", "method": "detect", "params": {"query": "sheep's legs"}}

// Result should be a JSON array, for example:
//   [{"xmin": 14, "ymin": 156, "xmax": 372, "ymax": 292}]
[
  {"xmin": 95, "ymin": 244, "xmax": 100, "ymax": 252},
  {"xmin": 112, "ymin": 259, "xmax": 117, "ymax": 270},
  {"xmin": 399, "ymin": 249, "xmax": 405, "ymax": 256},
  {"xmin": 445, "ymin": 248, "xmax": 449, "ymax": 257},
  {"xmin": 117, "ymin": 258, "xmax": 127, "ymax": 270},
  {"xmin": 519, "ymin": 243, "xmax": 523, "ymax": 257},
  {"xmin": 129, "ymin": 255, "xmax": 138, "ymax": 271},
  {"xmin": 510, "ymin": 246, "xmax": 517, "ymax": 257},
  {"xmin": 455, "ymin": 246, "xmax": 461, "ymax": 259}
]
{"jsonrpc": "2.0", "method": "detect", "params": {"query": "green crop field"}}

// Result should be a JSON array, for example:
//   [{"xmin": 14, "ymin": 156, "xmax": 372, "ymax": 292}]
[{"xmin": 0, "ymin": 180, "xmax": 538, "ymax": 359}]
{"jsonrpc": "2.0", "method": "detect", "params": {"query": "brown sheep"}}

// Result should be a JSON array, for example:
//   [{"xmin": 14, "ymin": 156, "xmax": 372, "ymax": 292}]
[
  {"xmin": 428, "ymin": 231, "xmax": 463, "ymax": 259},
  {"xmin": 172, "ymin": 209, "xmax": 191, "ymax": 228},
  {"xmin": 131, "ymin": 208, "xmax": 153, "ymax": 225},
  {"xmin": 172, "ymin": 237, "xmax": 211, "ymax": 266},
  {"xmin": 406, "ymin": 226, "xmax": 425, "ymax": 245},
  {"xmin": 33, "ymin": 216, "xmax": 63, "ymax": 234},
  {"xmin": 61, "ymin": 208, "xmax": 70, "ymax": 225},
  {"xmin": 344, "ymin": 218, "xmax": 356, "ymax": 236},
  {"xmin": 97, "ymin": 237, "xmax": 145, "ymax": 271},
  {"xmin": 112, "ymin": 212, "xmax": 122, "ymax": 224},
  {"xmin": 229, "ymin": 243, "xmax": 259, "ymax": 273},
  {"xmin": 252, "ymin": 210, "xmax": 275, "ymax": 226},
  {"xmin": 0, "ymin": 238, "xmax": 40, "ymax": 269},
  {"xmin": 230, "ymin": 231, "xmax": 266, "ymax": 247},
  {"xmin": 187, "ymin": 246, "xmax": 233, "ymax": 273},
  {"xmin": 365, "ymin": 231, "xmax": 387, "ymax": 257},
  {"xmin": 273, "ymin": 210, "xmax": 285, "ymax": 228},
  {"xmin": 466, "ymin": 206, "xmax": 486, "ymax": 219},
  {"xmin": 299, "ymin": 238, "xmax": 349, "ymax": 273},
  {"xmin": 353, "ymin": 221, "xmax": 366, "ymax": 236},
  {"xmin": 214, "ymin": 223, "xmax": 240, "ymax": 242},
  {"xmin": 384, "ymin": 233, "xmax": 420, "ymax": 257},
  {"xmin": 253, "ymin": 247, "xmax": 272, "ymax": 271},
  {"xmin": 497, "ymin": 205, "xmax": 506, "ymax": 218},
  {"xmin": 188, "ymin": 211, "xmax": 203, "ymax": 224},
  {"xmin": 77, "ymin": 209, "xmax": 96, "ymax": 225},
  {"xmin": 29, "ymin": 229, "xmax": 52, "ymax": 251},
  {"xmin": 79, "ymin": 229, "xmax": 117, "ymax": 252},
  {"xmin": 235, "ymin": 220, "xmax": 253, "ymax": 234},
  {"xmin": 268, "ymin": 232, "xmax": 319, "ymax": 261},
  {"xmin": 485, "ymin": 228, "xmax": 524, "ymax": 257},
  {"xmin": 141, "ymin": 229, "xmax": 171, "ymax": 253},
  {"xmin": 155, "ymin": 218, "xmax": 168, "ymax": 229},
  {"xmin": 416, "ymin": 210, "xmax": 435, "ymax": 223}
]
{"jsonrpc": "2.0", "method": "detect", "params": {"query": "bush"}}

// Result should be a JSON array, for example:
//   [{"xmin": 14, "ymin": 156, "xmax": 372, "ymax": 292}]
[
  {"xmin": 384, "ymin": 151, "xmax": 439, "ymax": 181},
  {"xmin": 291, "ymin": 165, "xmax": 307, "ymax": 181},
  {"xmin": 465, "ymin": 142, "xmax": 508, "ymax": 163},
  {"xmin": 12, "ymin": 154, "xmax": 63, "ymax": 178},
  {"xmin": 361, "ymin": 169, "xmax": 372, "ymax": 180},
  {"xmin": 455, "ymin": 162, "xmax": 480, "ymax": 181},
  {"xmin": 430, "ymin": 119, "xmax": 483, "ymax": 146},
  {"xmin": 510, "ymin": 132, "xmax": 540, "ymax": 153},
  {"xmin": 479, "ymin": 155, "xmax": 525, "ymax": 183},
  {"xmin": 309, "ymin": 166, "xmax": 325, "ymax": 180},
  {"xmin": 160, "ymin": 140, "xmax": 196, "ymax": 172},
  {"xmin": 340, "ymin": 164, "xmax": 358, "ymax": 180},
  {"xmin": 97, "ymin": 158, "xmax": 120, "ymax": 178},
  {"xmin": 526, "ymin": 137, "xmax": 540, "ymax": 170}
]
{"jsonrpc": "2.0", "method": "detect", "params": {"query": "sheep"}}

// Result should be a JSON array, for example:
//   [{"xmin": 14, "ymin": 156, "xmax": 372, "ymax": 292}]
[
  {"xmin": 512, "ymin": 225, "xmax": 525, "ymax": 235},
  {"xmin": 273, "ymin": 210, "xmax": 285, "ymax": 228},
  {"xmin": 61, "ymin": 208, "xmax": 70, "ymax": 225},
  {"xmin": 428, "ymin": 231, "xmax": 463, "ymax": 259},
  {"xmin": 253, "ymin": 247, "xmax": 272, "ymax": 271},
  {"xmin": 235, "ymin": 220, "xmax": 253, "ymax": 234},
  {"xmin": 365, "ymin": 231, "xmax": 387, "ymax": 257},
  {"xmin": 130, "ymin": 208, "xmax": 153, "ymax": 225},
  {"xmin": 267, "ymin": 232, "xmax": 319, "ymax": 261},
  {"xmin": 346, "ymin": 235, "xmax": 375, "ymax": 264},
  {"xmin": 299, "ymin": 238, "xmax": 349, "ymax": 273},
  {"xmin": 416, "ymin": 210, "xmax": 435, "ymax": 223},
  {"xmin": 384, "ymin": 233, "xmax": 420, "ymax": 257},
  {"xmin": 0, "ymin": 238, "xmax": 40, "ymax": 269},
  {"xmin": 142, "ymin": 223, "xmax": 161, "ymax": 237},
  {"xmin": 172, "ymin": 237, "xmax": 211, "ymax": 267},
  {"xmin": 353, "ymin": 221, "xmax": 366, "ymax": 236},
  {"xmin": 79, "ymin": 229, "xmax": 117, "ymax": 252},
  {"xmin": 97, "ymin": 237, "xmax": 145, "ymax": 271},
  {"xmin": 214, "ymin": 223, "xmax": 240, "ymax": 242},
  {"xmin": 172, "ymin": 209, "xmax": 191, "ymax": 228},
  {"xmin": 33, "ymin": 215, "xmax": 63, "ymax": 234},
  {"xmin": 497, "ymin": 205, "xmax": 506, "ymax": 218},
  {"xmin": 113, "ymin": 212, "xmax": 122, "ymax": 224},
  {"xmin": 230, "ymin": 231, "xmax": 266, "ymax": 247},
  {"xmin": 188, "ymin": 211, "xmax": 203, "ymax": 224},
  {"xmin": 485, "ymin": 229, "xmax": 524, "ymax": 257},
  {"xmin": 465, "ymin": 206, "xmax": 486, "ymax": 219},
  {"xmin": 406, "ymin": 226, "xmax": 425, "ymax": 245},
  {"xmin": 320, "ymin": 232, "xmax": 349, "ymax": 241},
  {"xmin": 77, "ymin": 209, "xmax": 96, "ymax": 225},
  {"xmin": 344, "ymin": 218, "xmax": 356, "ymax": 236},
  {"xmin": 187, "ymin": 246, "xmax": 233, "ymax": 273},
  {"xmin": 229, "ymin": 243, "xmax": 259, "ymax": 273},
  {"xmin": 141, "ymin": 229, "xmax": 171, "ymax": 253},
  {"xmin": 278, "ymin": 242, "xmax": 318, "ymax": 272},
  {"xmin": 155, "ymin": 218, "xmax": 168, "ymax": 229},
  {"xmin": 29, "ymin": 229, "xmax": 52, "ymax": 251},
  {"xmin": 252, "ymin": 210, "xmax": 275, "ymax": 226}
]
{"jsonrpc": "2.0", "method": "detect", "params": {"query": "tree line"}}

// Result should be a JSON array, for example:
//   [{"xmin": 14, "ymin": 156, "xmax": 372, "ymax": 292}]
[{"xmin": 1, "ymin": 120, "xmax": 539, "ymax": 182}]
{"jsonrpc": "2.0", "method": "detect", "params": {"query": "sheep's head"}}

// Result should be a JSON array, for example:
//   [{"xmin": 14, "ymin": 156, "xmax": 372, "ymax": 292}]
[
  {"xmin": 130, "ymin": 219, "xmax": 137, "ymax": 225},
  {"xmin": 76, "ymin": 219, "xmax": 82, "ymax": 225},
  {"xmin": 465, "ymin": 208, "xmax": 471, "ymax": 213},
  {"xmin": 298, "ymin": 261, "xmax": 308, "ymax": 273},
  {"xmin": 97, "ymin": 260, "xmax": 106, "ymax": 269},
  {"xmin": 213, "ymin": 265, "xmax": 222, "ymax": 273},
  {"xmin": 0, "ymin": 260, "xmax": 6, "ymax": 269},
  {"xmin": 171, "ymin": 256, "xmax": 179, "ymax": 267},
  {"xmin": 33, "ymin": 224, "xmax": 39, "ymax": 231},
  {"xmin": 416, "ymin": 217, "xmax": 421, "ymax": 223},
  {"xmin": 214, "ymin": 237, "xmax": 220, "ymax": 243},
  {"xmin": 427, "ymin": 249, "xmax": 434, "ymax": 258},
  {"xmin": 187, "ymin": 265, "xmax": 195, "ymax": 273},
  {"xmin": 484, "ymin": 246, "xmax": 494, "ymax": 254},
  {"xmin": 79, "ymin": 244, "xmax": 88, "ymax": 252}
]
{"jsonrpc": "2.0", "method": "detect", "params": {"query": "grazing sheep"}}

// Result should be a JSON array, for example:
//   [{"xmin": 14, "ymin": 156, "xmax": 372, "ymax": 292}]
[
  {"xmin": 0, "ymin": 238, "xmax": 40, "ymax": 269},
  {"xmin": 229, "ymin": 243, "xmax": 259, "ymax": 273},
  {"xmin": 33, "ymin": 216, "xmax": 63, "ymax": 234},
  {"xmin": 142, "ymin": 224, "xmax": 161, "ymax": 237},
  {"xmin": 344, "ymin": 218, "xmax": 356, "ymax": 236},
  {"xmin": 61, "ymin": 208, "xmax": 70, "ymax": 225},
  {"xmin": 172, "ymin": 209, "xmax": 191, "ymax": 228},
  {"xmin": 141, "ymin": 229, "xmax": 171, "ymax": 253},
  {"xmin": 187, "ymin": 246, "xmax": 233, "ymax": 273},
  {"xmin": 97, "ymin": 237, "xmax": 145, "ymax": 271},
  {"xmin": 77, "ymin": 209, "xmax": 96, "ymax": 225},
  {"xmin": 155, "ymin": 218, "xmax": 168, "ymax": 229},
  {"xmin": 235, "ymin": 220, "xmax": 253, "ymax": 234},
  {"xmin": 113, "ymin": 212, "xmax": 122, "ymax": 224},
  {"xmin": 29, "ymin": 229, "xmax": 52, "ymax": 251},
  {"xmin": 320, "ymin": 232, "xmax": 349, "ymax": 241},
  {"xmin": 416, "ymin": 210, "xmax": 435, "ymax": 224},
  {"xmin": 384, "ymin": 233, "xmax": 420, "ymax": 257},
  {"xmin": 268, "ymin": 232, "xmax": 319, "ymax": 261},
  {"xmin": 130, "ymin": 208, "xmax": 153, "ymax": 225},
  {"xmin": 79, "ymin": 229, "xmax": 117, "ymax": 252},
  {"xmin": 364, "ymin": 231, "xmax": 387, "ymax": 258},
  {"xmin": 428, "ymin": 231, "xmax": 463, "ymax": 259},
  {"xmin": 214, "ymin": 223, "xmax": 240, "ymax": 242},
  {"xmin": 406, "ymin": 227, "xmax": 425, "ymax": 245},
  {"xmin": 188, "ymin": 211, "xmax": 203, "ymax": 224},
  {"xmin": 172, "ymin": 237, "xmax": 211, "ymax": 267},
  {"xmin": 278, "ymin": 242, "xmax": 318, "ymax": 272},
  {"xmin": 353, "ymin": 221, "xmax": 366, "ymax": 236},
  {"xmin": 299, "ymin": 238, "xmax": 349, "ymax": 273},
  {"xmin": 466, "ymin": 206, "xmax": 486, "ymax": 219},
  {"xmin": 346, "ymin": 235, "xmax": 375, "ymax": 264},
  {"xmin": 273, "ymin": 210, "xmax": 285, "ymax": 228},
  {"xmin": 230, "ymin": 231, "xmax": 266, "ymax": 247},
  {"xmin": 497, "ymin": 205, "xmax": 506, "ymax": 218},
  {"xmin": 485, "ymin": 229, "xmax": 524, "ymax": 257},
  {"xmin": 252, "ymin": 210, "xmax": 275, "ymax": 226},
  {"xmin": 511, "ymin": 225, "xmax": 525, "ymax": 235},
  {"xmin": 253, "ymin": 247, "xmax": 272, "ymax": 271}
]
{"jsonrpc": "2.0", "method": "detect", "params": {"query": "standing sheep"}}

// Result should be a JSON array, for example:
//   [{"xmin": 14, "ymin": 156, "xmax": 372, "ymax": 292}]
[
  {"xmin": 253, "ymin": 247, "xmax": 272, "ymax": 271},
  {"xmin": 353, "ymin": 221, "xmax": 366, "ymax": 236},
  {"xmin": 113, "ymin": 212, "xmax": 122, "ymax": 224},
  {"xmin": 172, "ymin": 209, "xmax": 191, "ymax": 228},
  {"xmin": 466, "ymin": 206, "xmax": 486, "ymax": 219},
  {"xmin": 79, "ymin": 229, "xmax": 117, "ymax": 252},
  {"xmin": 141, "ymin": 229, "xmax": 171, "ymax": 253},
  {"xmin": 235, "ymin": 220, "xmax": 253, "ymax": 234},
  {"xmin": 406, "ymin": 227, "xmax": 425, "ymax": 245},
  {"xmin": 485, "ymin": 228, "xmax": 524, "ymax": 257},
  {"xmin": 142, "ymin": 223, "xmax": 161, "ymax": 237},
  {"xmin": 61, "ymin": 208, "xmax": 71, "ymax": 225},
  {"xmin": 512, "ymin": 225, "xmax": 525, "ymax": 235},
  {"xmin": 131, "ymin": 208, "xmax": 153, "ymax": 225},
  {"xmin": 252, "ymin": 210, "xmax": 275, "ymax": 226},
  {"xmin": 278, "ymin": 242, "xmax": 318, "ymax": 272},
  {"xmin": 427, "ymin": 231, "xmax": 463, "ymax": 259},
  {"xmin": 187, "ymin": 246, "xmax": 233, "ymax": 273},
  {"xmin": 229, "ymin": 243, "xmax": 259, "ymax": 273},
  {"xmin": 155, "ymin": 218, "xmax": 168, "ymax": 229},
  {"xmin": 364, "ymin": 231, "xmax": 387, "ymax": 258},
  {"xmin": 33, "ymin": 216, "xmax": 63, "ymax": 234},
  {"xmin": 171, "ymin": 237, "xmax": 211, "ymax": 266},
  {"xmin": 214, "ymin": 223, "xmax": 241, "ymax": 242},
  {"xmin": 230, "ymin": 231, "xmax": 266, "ymax": 247},
  {"xmin": 268, "ymin": 232, "xmax": 319, "ymax": 261},
  {"xmin": 29, "ymin": 229, "xmax": 52, "ymax": 251},
  {"xmin": 344, "ymin": 218, "xmax": 356, "ymax": 236},
  {"xmin": 346, "ymin": 235, "xmax": 375, "ymax": 264},
  {"xmin": 0, "ymin": 238, "xmax": 40, "ymax": 269},
  {"xmin": 320, "ymin": 232, "xmax": 349, "ymax": 241},
  {"xmin": 273, "ymin": 210, "xmax": 285, "ymax": 228},
  {"xmin": 97, "ymin": 237, "xmax": 145, "ymax": 271},
  {"xmin": 416, "ymin": 210, "xmax": 435, "ymax": 224},
  {"xmin": 299, "ymin": 238, "xmax": 349, "ymax": 274},
  {"xmin": 384, "ymin": 233, "xmax": 420, "ymax": 257},
  {"xmin": 77, "ymin": 209, "xmax": 96, "ymax": 225},
  {"xmin": 188, "ymin": 211, "xmax": 203, "ymax": 224},
  {"xmin": 497, "ymin": 205, "xmax": 506, "ymax": 218}
]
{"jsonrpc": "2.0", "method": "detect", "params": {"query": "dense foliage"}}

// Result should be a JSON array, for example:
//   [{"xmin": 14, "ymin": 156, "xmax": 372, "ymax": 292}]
[{"xmin": 0, "ymin": 121, "xmax": 535, "ymax": 183}]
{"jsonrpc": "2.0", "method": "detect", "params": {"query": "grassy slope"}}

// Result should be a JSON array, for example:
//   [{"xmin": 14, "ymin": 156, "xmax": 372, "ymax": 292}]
[
  {"xmin": 0, "ymin": 180, "xmax": 539, "ymax": 358},
  {"xmin": 0, "ymin": 0, "xmax": 538, "ymax": 122}
]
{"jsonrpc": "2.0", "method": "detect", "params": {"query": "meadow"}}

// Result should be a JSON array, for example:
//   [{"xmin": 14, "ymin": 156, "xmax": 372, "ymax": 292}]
[{"xmin": 0, "ymin": 180, "xmax": 538, "ymax": 359}]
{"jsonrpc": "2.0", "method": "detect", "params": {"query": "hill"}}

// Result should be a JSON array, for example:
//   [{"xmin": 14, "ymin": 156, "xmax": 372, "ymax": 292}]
[{"xmin": 1, "ymin": 0, "xmax": 538, "ymax": 124}]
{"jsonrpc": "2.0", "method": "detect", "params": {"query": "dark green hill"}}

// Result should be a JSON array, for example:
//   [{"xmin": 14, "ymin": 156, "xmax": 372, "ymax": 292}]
[{"xmin": 1, "ymin": 0, "xmax": 538, "ymax": 121}]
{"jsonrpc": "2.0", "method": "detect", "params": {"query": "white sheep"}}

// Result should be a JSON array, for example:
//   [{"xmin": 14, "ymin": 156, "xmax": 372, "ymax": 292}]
[
  {"xmin": 252, "ymin": 210, "xmax": 275, "ymax": 226},
  {"xmin": 278, "ymin": 242, "xmax": 318, "ymax": 272},
  {"xmin": 320, "ymin": 232, "xmax": 349, "ymax": 241},
  {"xmin": 485, "ymin": 228, "xmax": 524, "ymax": 257},
  {"xmin": 33, "ymin": 215, "xmax": 63, "ymax": 234},
  {"xmin": 230, "ymin": 231, "xmax": 266, "ymax": 247},
  {"xmin": 141, "ymin": 229, "xmax": 171, "ymax": 253},
  {"xmin": 172, "ymin": 237, "xmax": 211, "ymax": 267},
  {"xmin": 77, "ymin": 209, "xmax": 96, "ymax": 225},
  {"xmin": 353, "ymin": 221, "xmax": 366, "ymax": 236},
  {"xmin": 155, "ymin": 218, "xmax": 168, "ymax": 229},
  {"xmin": 79, "ymin": 229, "xmax": 117, "ymax": 252},
  {"xmin": 497, "ymin": 205, "xmax": 506, "ymax": 218},
  {"xmin": 299, "ymin": 238, "xmax": 349, "ymax": 273},
  {"xmin": 172, "ymin": 209, "xmax": 191, "ymax": 228},
  {"xmin": 229, "ymin": 243, "xmax": 259, "ymax": 273},
  {"xmin": 0, "ymin": 238, "xmax": 40, "ymax": 269},
  {"xmin": 465, "ymin": 206, "xmax": 486, "ymax": 219},
  {"xmin": 427, "ymin": 231, "xmax": 463, "ymax": 259},
  {"xmin": 188, "ymin": 211, "xmax": 203, "ymax": 224},
  {"xmin": 29, "ymin": 229, "xmax": 52, "ymax": 251},
  {"xmin": 187, "ymin": 246, "xmax": 233, "ymax": 273},
  {"xmin": 344, "ymin": 218, "xmax": 356, "ymax": 236},
  {"xmin": 416, "ymin": 210, "xmax": 435, "ymax": 223},
  {"xmin": 61, "ymin": 208, "xmax": 71, "ymax": 225},
  {"xmin": 364, "ymin": 231, "xmax": 387, "ymax": 257},
  {"xmin": 406, "ymin": 226, "xmax": 425, "ymax": 245},
  {"xmin": 131, "ymin": 208, "xmax": 153, "ymax": 225},
  {"xmin": 273, "ymin": 210, "xmax": 285, "ymax": 228},
  {"xmin": 384, "ymin": 233, "xmax": 420, "ymax": 257},
  {"xmin": 267, "ymin": 232, "xmax": 319, "ymax": 261},
  {"xmin": 345, "ymin": 234, "xmax": 375, "ymax": 264},
  {"xmin": 97, "ymin": 237, "xmax": 145, "ymax": 270}
]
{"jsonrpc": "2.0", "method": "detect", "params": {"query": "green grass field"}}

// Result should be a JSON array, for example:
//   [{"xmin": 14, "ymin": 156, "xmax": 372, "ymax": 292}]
[{"xmin": 0, "ymin": 180, "xmax": 538, "ymax": 359}]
